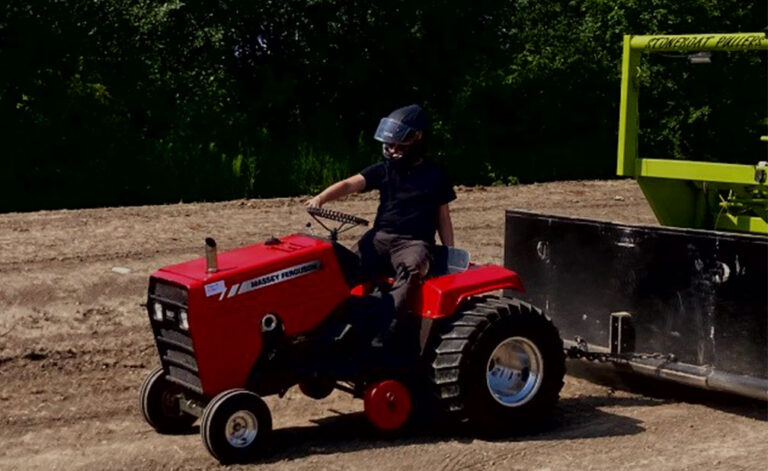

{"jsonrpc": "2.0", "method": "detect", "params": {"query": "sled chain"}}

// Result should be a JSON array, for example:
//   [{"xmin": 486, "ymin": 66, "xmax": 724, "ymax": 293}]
[{"xmin": 566, "ymin": 337, "xmax": 677, "ymax": 363}]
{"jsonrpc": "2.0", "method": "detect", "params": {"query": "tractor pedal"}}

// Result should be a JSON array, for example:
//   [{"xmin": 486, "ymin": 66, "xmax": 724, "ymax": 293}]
[
  {"xmin": 334, "ymin": 324, "xmax": 353, "ymax": 342},
  {"xmin": 370, "ymin": 319, "xmax": 400, "ymax": 349}
]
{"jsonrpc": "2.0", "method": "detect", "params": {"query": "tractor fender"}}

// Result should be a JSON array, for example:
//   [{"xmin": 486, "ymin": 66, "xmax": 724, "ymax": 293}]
[{"xmin": 416, "ymin": 265, "xmax": 524, "ymax": 319}]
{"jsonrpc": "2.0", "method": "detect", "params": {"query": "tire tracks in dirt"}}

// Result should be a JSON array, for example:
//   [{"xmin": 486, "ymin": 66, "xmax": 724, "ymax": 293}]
[{"xmin": 1, "ymin": 181, "xmax": 766, "ymax": 471}]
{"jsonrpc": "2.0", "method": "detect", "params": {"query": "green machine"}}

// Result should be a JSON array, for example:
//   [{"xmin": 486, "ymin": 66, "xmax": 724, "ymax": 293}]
[
  {"xmin": 505, "ymin": 32, "xmax": 768, "ymax": 400},
  {"xmin": 617, "ymin": 32, "xmax": 768, "ymax": 234}
]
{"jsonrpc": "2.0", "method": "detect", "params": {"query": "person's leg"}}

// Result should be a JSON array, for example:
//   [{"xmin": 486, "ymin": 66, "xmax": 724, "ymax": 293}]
[
  {"xmin": 353, "ymin": 231, "xmax": 397, "ymax": 347},
  {"xmin": 366, "ymin": 235, "xmax": 430, "ymax": 347},
  {"xmin": 353, "ymin": 229, "xmax": 388, "ymax": 281},
  {"xmin": 387, "ymin": 238, "xmax": 431, "ymax": 319}
]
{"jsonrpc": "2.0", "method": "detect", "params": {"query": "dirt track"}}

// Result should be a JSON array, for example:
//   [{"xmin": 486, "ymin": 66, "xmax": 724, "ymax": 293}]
[{"xmin": 1, "ymin": 180, "xmax": 766, "ymax": 470}]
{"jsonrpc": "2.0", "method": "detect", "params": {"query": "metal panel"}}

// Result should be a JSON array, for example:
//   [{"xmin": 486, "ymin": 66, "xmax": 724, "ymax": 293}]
[{"xmin": 504, "ymin": 210, "xmax": 767, "ymax": 380}]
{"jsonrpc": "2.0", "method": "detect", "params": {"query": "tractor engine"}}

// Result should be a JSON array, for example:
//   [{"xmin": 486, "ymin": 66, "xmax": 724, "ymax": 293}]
[{"xmin": 146, "ymin": 234, "xmax": 351, "ymax": 398}]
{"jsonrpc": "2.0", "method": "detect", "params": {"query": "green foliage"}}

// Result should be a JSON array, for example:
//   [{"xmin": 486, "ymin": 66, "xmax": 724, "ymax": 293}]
[
  {"xmin": 485, "ymin": 162, "xmax": 519, "ymax": 187},
  {"xmin": 0, "ymin": 0, "xmax": 765, "ymax": 211}
]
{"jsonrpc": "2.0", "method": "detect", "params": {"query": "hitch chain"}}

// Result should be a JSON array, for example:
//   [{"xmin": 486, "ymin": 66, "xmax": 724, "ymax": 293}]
[{"xmin": 566, "ymin": 337, "xmax": 677, "ymax": 363}]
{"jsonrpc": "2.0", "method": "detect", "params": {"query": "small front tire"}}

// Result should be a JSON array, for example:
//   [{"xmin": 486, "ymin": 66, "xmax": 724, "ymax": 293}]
[
  {"xmin": 139, "ymin": 366, "xmax": 196, "ymax": 434},
  {"xmin": 200, "ymin": 389, "xmax": 272, "ymax": 464}
]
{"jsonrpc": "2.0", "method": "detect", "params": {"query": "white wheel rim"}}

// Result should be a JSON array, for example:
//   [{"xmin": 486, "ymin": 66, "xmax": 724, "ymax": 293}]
[
  {"xmin": 486, "ymin": 336, "xmax": 544, "ymax": 407},
  {"xmin": 225, "ymin": 410, "xmax": 259, "ymax": 448}
]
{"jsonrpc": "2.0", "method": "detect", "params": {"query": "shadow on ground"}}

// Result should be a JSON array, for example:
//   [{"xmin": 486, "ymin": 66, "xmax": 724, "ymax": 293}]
[
  {"xmin": 566, "ymin": 359, "xmax": 768, "ymax": 421},
  {"xmin": 253, "ymin": 393, "xmax": 651, "ymax": 465}
]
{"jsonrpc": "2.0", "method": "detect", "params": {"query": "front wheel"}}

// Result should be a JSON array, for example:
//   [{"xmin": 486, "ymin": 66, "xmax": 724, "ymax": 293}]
[
  {"xmin": 428, "ymin": 296, "xmax": 565, "ymax": 433},
  {"xmin": 139, "ymin": 366, "xmax": 196, "ymax": 434},
  {"xmin": 200, "ymin": 389, "xmax": 272, "ymax": 464}
]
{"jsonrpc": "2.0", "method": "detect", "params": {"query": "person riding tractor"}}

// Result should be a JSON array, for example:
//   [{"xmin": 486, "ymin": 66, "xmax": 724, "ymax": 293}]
[
  {"xmin": 142, "ymin": 104, "xmax": 565, "ymax": 464},
  {"xmin": 305, "ymin": 104, "xmax": 456, "ymax": 345}
]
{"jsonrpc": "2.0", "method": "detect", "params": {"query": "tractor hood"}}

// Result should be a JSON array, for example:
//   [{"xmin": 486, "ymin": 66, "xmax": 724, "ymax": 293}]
[
  {"xmin": 157, "ymin": 234, "xmax": 330, "ymax": 284},
  {"xmin": 147, "ymin": 232, "xmax": 352, "ymax": 398}
]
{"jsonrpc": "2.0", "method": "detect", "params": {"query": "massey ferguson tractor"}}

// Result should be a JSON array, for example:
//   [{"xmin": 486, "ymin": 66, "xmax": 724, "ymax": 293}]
[{"xmin": 139, "ymin": 207, "xmax": 565, "ymax": 464}]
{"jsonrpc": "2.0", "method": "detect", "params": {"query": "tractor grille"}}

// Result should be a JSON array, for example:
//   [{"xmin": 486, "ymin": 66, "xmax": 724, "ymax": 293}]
[{"xmin": 147, "ymin": 278, "xmax": 202, "ymax": 395}]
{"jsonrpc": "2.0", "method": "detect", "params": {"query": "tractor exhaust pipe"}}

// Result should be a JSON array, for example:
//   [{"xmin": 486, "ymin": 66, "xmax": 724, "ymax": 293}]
[{"xmin": 205, "ymin": 238, "xmax": 218, "ymax": 273}]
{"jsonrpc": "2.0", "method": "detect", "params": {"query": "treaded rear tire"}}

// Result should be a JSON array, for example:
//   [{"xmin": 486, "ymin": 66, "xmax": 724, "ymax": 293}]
[{"xmin": 428, "ymin": 295, "xmax": 565, "ymax": 432}]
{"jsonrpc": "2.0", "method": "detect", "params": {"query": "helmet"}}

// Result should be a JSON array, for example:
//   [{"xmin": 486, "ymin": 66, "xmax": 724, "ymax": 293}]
[{"xmin": 373, "ymin": 104, "xmax": 427, "ymax": 162}]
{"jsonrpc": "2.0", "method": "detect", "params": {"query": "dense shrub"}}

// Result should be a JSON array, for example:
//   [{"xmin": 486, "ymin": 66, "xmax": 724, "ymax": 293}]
[{"xmin": 0, "ymin": 0, "xmax": 765, "ymax": 211}]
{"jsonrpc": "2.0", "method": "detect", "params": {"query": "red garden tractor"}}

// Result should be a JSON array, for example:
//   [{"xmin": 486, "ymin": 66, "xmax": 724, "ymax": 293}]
[{"xmin": 139, "ymin": 207, "xmax": 565, "ymax": 464}]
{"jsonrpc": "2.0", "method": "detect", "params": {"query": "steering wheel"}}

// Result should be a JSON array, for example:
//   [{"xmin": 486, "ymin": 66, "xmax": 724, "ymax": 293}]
[
  {"xmin": 307, "ymin": 207, "xmax": 369, "ymax": 226},
  {"xmin": 307, "ymin": 207, "xmax": 369, "ymax": 240}
]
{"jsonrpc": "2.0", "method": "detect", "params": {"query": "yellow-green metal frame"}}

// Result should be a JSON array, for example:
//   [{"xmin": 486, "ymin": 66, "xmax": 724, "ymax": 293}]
[{"xmin": 617, "ymin": 33, "xmax": 768, "ymax": 235}]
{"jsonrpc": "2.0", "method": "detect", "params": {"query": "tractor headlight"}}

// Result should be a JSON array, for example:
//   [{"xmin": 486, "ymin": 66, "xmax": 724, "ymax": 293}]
[
  {"xmin": 179, "ymin": 310, "xmax": 189, "ymax": 331},
  {"xmin": 152, "ymin": 302, "xmax": 164, "ymax": 321}
]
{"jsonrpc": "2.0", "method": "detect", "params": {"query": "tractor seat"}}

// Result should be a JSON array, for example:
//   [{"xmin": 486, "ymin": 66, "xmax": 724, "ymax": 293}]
[
  {"xmin": 429, "ymin": 246, "xmax": 471, "ymax": 277},
  {"xmin": 339, "ymin": 243, "xmax": 471, "ymax": 293}
]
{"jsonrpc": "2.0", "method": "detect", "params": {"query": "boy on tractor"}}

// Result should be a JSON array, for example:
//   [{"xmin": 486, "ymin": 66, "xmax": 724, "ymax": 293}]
[
  {"xmin": 306, "ymin": 104, "xmax": 456, "ymax": 344},
  {"xmin": 140, "ymin": 104, "xmax": 565, "ymax": 465}
]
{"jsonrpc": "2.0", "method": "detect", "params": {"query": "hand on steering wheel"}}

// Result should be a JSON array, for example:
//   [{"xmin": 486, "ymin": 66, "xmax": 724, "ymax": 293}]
[{"xmin": 305, "ymin": 196, "xmax": 323, "ymax": 208}]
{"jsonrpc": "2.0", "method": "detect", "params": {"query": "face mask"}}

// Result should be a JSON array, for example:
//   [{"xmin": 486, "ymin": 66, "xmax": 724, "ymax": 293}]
[{"xmin": 382, "ymin": 142, "xmax": 421, "ymax": 170}]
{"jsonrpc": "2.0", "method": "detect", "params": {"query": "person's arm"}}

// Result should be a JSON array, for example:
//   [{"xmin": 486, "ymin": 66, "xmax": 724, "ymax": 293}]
[
  {"xmin": 437, "ymin": 204, "xmax": 454, "ymax": 246},
  {"xmin": 305, "ymin": 174, "xmax": 366, "ymax": 208}
]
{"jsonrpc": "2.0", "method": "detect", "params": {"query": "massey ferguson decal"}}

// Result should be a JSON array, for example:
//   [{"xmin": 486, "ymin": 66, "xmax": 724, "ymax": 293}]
[{"xmin": 216, "ymin": 260, "xmax": 322, "ymax": 301}]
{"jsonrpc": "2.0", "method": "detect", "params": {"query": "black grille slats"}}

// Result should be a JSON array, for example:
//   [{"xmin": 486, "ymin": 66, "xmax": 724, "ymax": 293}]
[
  {"xmin": 167, "ymin": 366, "xmax": 203, "ymax": 394},
  {"xmin": 151, "ymin": 279, "xmax": 188, "ymax": 305},
  {"xmin": 163, "ymin": 348, "xmax": 198, "ymax": 371},
  {"xmin": 148, "ymin": 279, "xmax": 201, "ymax": 395},
  {"xmin": 158, "ymin": 328, "xmax": 194, "ymax": 350}
]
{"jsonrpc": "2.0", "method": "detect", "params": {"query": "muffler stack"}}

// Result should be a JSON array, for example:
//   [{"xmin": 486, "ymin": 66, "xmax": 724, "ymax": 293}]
[{"xmin": 205, "ymin": 238, "xmax": 218, "ymax": 273}]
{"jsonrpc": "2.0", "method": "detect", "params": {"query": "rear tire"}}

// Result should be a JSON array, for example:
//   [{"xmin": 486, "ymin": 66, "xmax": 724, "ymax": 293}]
[
  {"xmin": 428, "ymin": 296, "xmax": 565, "ymax": 433},
  {"xmin": 200, "ymin": 389, "xmax": 272, "ymax": 464},
  {"xmin": 139, "ymin": 366, "xmax": 196, "ymax": 434}
]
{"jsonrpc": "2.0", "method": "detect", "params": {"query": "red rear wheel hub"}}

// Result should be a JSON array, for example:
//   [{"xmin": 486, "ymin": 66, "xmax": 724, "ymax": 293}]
[{"xmin": 363, "ymin": 380, "xmax": 412, "ymax": 431}]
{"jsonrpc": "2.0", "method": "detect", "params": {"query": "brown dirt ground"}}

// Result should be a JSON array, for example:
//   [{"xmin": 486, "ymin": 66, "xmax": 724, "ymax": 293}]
[{"xmin": 0, "ymin": 179, "xmax": 766, "ymax": 470}]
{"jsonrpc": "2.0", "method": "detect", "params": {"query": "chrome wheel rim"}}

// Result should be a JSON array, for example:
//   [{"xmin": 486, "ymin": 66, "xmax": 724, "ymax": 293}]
[
  {"xmin": 225, "ymin": 410, "xmax": 259, "ymax": 448},
  {"xmin": 486, "ymin": 336, "xmax": 543, "ymax": 407}
]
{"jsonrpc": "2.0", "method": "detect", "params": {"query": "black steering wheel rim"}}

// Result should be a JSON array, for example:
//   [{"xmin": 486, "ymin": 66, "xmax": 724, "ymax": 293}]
[{"xmin": 306, "ymin": 207, "xmax": 369, "ymax": 227}]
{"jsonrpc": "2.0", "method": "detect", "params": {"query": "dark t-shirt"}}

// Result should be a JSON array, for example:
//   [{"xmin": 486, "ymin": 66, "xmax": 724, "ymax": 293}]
[{"xmin": 360, "ymin": 160, "xmax": 456, "ymax": 243}]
